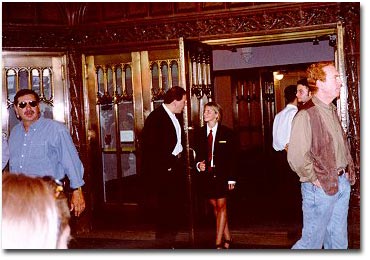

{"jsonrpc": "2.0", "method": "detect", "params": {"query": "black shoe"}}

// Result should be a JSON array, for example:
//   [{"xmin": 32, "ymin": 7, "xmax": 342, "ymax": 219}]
[{"xmin": 223, "ymin": 238, "xmax": 232, "ymax": 249}]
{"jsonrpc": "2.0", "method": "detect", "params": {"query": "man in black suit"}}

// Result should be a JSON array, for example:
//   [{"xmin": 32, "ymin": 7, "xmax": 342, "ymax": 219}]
[{"xmin": 141, "ymin": 86, "xmax": 187, "ymax": 248}]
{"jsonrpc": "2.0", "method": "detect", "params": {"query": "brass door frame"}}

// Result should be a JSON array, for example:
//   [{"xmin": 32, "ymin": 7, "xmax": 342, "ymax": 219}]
[
  {"xmin": 84, "ymin": 52, "xmax": 142, "ymax": 207},
  {"xmin": 179, "ymin": 37, "xmax": 215, "ymax": 246},
  {"xmin": 2, "ymin": 51, "xmax": 68, "ymax": 133}
]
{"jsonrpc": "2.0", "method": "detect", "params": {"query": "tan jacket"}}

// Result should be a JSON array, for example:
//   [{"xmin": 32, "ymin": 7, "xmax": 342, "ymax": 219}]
[{"xmin": 288, "ymin": 97, "xmax": 355, "ymax": 195}]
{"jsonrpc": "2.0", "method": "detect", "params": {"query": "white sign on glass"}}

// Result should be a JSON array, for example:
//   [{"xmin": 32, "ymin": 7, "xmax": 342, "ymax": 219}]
[{"xmin": 120, "ymin": 130, "xmax": 134, "ymax": 142}]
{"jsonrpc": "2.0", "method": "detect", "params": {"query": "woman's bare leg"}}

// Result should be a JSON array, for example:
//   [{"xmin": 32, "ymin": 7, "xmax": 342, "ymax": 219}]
[
  {"xmin": 209, "ymin": 199, "xmax": 222, "ymax": 247},
  {"xmin": 209, "ymin": 197, "xmax": 232, "ymax": 248},
  {"xmin": 215, "ymin": 198, "xmax": 227, "ymax": 247},
  {"xmin": 209, "ymin": 198, "xmax": 217, "ymax": 216},
  {"xmin": 223, "ymin": 220, "xmax": 232, "ymax": 248}
]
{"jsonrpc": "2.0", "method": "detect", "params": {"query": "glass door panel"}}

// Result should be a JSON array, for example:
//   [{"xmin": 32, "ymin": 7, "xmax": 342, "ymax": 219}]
[
  {"xmin": 95, "ymin": 62, "xmax": 137, "ymax": 203},
  {"xmin": 2, "ymin": 52, "xmax": 67, "ymax": 135},
  {"xmin": 86, "ymin": 49, "xmax": 183, "ymax": 208}
]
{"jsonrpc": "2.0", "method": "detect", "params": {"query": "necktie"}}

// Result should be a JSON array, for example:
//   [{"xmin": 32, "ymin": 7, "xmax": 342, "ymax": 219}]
[{"xmin": 207, "ymin": 129, "xmax": 213, "ymax": 172}]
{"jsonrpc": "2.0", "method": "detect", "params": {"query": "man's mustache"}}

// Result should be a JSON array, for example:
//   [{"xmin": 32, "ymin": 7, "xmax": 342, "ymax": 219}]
[{"xmin": 24, "ymin": 110, "xmax": 35, "ymax": 116}]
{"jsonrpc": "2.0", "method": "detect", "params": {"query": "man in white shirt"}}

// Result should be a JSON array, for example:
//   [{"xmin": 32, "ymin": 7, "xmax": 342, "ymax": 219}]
[
  {"xmin": 272, "ymin": 84, "xmax": 301, "ymax": 221},
  {"xmin": 273, "ymin": 85, "xmax": 298, "ymax": 151}
]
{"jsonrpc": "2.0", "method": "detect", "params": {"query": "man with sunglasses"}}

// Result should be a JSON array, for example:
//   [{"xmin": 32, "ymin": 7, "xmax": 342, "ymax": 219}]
[{"xmin": 8, "ymin": 89, "xmax": 85, "ymax": 217}]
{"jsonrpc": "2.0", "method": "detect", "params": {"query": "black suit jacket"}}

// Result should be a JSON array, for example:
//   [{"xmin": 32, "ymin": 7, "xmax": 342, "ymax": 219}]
[
  {"xmin": 142, "ymin": 105, "xmax": 184, "ymax": 184},
  {"xmin": 194, "ymin": 124, "xmax": 236, "ymax": 183}
]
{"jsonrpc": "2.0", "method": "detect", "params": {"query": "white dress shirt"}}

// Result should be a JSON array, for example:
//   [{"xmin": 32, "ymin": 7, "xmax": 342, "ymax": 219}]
[
  {"xmin": 207, "ymin": 123, "xmax": 218, "ymax": 167},
  {"xmin": 272, "ymin": 104, "xmax": 298, "ymax": 151},
  {"xmin": 162, "ymin": 104, "xmax": 183, "ymax": 156}
]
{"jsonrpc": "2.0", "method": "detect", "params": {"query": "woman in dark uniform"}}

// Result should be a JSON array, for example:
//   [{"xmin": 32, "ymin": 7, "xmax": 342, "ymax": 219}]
[{"xmin": 194, "ymin": 102, "xmax": 236, "ymax": 249}]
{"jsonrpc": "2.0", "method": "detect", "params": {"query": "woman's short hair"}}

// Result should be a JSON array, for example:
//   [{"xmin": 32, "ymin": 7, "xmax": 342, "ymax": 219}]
[
  {"xmin": 42, "ymin": 176, "xmax": 71, "ymax": 248},
  {"xmin": 2, "ymin": 173, "xmax": 70, "ymax": 249},
  {"xmin": 204, "ymin": 102, "xmax": 223, "ymax": 122}
]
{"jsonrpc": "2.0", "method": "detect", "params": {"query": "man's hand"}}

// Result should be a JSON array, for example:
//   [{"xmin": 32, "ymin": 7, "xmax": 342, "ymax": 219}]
[
  {"xmin": 70, "ymin": 188, "xmax": 86, "ymax": 217},
  {"xmin": 312, "ymin": 179, "xmax": 322, "ymax": 188},
  {"xmin": 198, "ymin": 160, "xmax": 206, "ymax": 172}
]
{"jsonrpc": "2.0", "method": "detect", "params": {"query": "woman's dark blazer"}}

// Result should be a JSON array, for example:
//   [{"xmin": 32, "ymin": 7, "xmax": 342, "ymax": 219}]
[{"xmin": 194, "ymin": 124, "xmax": 236, "ymax": 185}]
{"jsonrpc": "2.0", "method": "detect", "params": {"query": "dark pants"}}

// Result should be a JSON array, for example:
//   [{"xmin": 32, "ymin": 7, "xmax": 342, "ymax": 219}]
[
  {"xmin": 155, "ymin": 156, "xmax": 185, "ymax": 246},
  {"xmin": 275, "ymin": 150, "xmax": 302, "ymax": 221}
]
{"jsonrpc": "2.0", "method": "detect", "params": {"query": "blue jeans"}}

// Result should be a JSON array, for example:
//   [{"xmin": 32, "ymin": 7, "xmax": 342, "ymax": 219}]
[{"xmin": 292, "ymin": 175, "xmax": 351, "ymax": 249}]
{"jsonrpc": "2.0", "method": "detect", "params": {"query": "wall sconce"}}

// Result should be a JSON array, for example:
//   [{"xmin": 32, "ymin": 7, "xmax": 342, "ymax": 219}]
[
  {"xmin": 329, "ymin": 35, "xmax": 337, "ymax": 47},
  {"xmin": 313, "ymin": 36, "xmax": 320, "ymax": 45},
  {"xmin": 273, "ymin": 71, "xmax": 284, "ymax": 81}
]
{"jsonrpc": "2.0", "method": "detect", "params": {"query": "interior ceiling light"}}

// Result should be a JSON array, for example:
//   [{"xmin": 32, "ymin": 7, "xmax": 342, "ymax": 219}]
[{"xmin": 273, "ymin": 71, "xmax": 284, "ymax": 81}]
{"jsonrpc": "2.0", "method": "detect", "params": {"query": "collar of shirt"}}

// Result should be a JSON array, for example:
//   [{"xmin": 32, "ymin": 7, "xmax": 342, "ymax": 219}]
[
  {"xmin": 312, "ymin": 96, "xmax": 336, "ymax": 112},
  {"xmin": 207, "ymin": 123, "xmax": 218, "ymax": 136},
  {"xmin": 21, "ymin": 116, "xmax": 43, "ymax": 132},
  {"xmin": 162, "ymin": 103, "xmax": 176, "ymax": 119},
  {"xmin": 286, "ymin": 104, "xmax": 298, "ymax": 111},
  {"xmin": 162, "ymin": 104, "xmax": 182, "ymax": 155}
]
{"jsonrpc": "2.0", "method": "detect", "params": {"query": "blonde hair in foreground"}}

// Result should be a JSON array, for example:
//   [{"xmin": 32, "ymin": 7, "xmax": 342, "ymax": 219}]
[{"xmin": 2, "ymin": 173, "xmax": 68, "ymax": 249}]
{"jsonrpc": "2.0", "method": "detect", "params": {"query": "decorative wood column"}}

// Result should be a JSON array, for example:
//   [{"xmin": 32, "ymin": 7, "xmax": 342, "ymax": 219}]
[
  {"xmin": 66, "ymin": 51, "xmax": 92, "ymax": 234},
  {"xmin": 341, "ymin": 2, "xmax": 360, "ymax": 249}
]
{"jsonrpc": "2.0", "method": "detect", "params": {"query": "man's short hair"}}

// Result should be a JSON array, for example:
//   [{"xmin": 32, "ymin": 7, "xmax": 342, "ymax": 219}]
[
  {"xmin": 297, "ymin": 78, "xmax": 308, "ymax": 87},
  {"xmin": 306, "ymin": 61, "xmax": 334, "ymax": 94},
  {"xmin": 284, "ymin": 85, "xmax": 297, "ymax": 104},
  {"xmin": 163, "ymin": 86, "xmax": 186, "ymax": 104},
  {"xmin": 13, "ymin": 89, "xmax": 40, "ymax": 105}
]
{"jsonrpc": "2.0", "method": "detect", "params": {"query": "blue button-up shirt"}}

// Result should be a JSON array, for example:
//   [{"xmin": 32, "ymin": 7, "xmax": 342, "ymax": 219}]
[
  {"xmin": 9, "ymin": 117, "xmax": 84, "ymax": 189},
  {"xmin": 2, "ymin": 133, "xmax": 9, "ymax": 170}
]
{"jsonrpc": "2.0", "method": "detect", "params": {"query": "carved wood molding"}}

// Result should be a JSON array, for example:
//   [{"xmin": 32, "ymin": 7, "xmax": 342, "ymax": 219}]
[
  {"xmin": 340, "ymin": 2, "xmax": 360, "ymax": 249},
  {"xmin": 66, "ymin": 51, "xmax": 85, "ymax": 154},
  {"xmin": 3, "ymin": 4, "xmax": 340, "ymax": 50},
  {"xmin": 342, "ymin": 3, "xmax": 360, "ymax": 199}
]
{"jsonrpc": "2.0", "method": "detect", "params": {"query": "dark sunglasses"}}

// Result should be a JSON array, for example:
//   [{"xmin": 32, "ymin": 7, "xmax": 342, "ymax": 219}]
[{"xmin": 17, "ymin": 100, "xmax": 38, "ymax": 109}]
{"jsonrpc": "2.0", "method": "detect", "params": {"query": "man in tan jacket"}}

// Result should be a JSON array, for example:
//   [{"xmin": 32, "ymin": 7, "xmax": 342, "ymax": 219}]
[{"xmin": 288, "ymin": 61, "xmax": 355, "ymax": 249}]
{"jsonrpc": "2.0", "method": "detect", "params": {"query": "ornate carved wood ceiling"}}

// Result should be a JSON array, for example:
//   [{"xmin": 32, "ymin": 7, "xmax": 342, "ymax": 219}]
[{"xmin": 2, "ymin": 2, "xmax": 351, "ymax": 52}]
